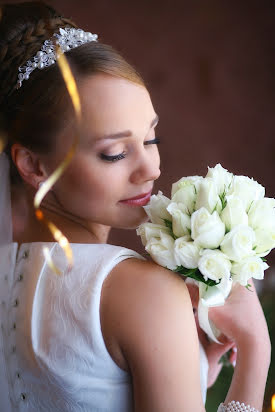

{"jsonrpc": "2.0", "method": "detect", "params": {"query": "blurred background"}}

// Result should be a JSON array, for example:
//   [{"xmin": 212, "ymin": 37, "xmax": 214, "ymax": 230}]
[{"xmin": 3, "ymin": 0, "xmax": 275, "ymax": 409}]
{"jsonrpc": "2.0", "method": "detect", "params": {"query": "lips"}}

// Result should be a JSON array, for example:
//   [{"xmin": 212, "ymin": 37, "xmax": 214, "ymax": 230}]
[
  {"xmin": 119, "ymin": 190, "xmax": 152, "ymax": 206},
  {"xmin": 122, "ymin": 191, "xmax": 151, "ymax": 201}
]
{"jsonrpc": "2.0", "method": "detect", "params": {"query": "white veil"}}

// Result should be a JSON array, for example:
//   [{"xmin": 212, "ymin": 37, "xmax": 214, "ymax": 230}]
[
  {"xmin": 0, "ymin": 153, "xmax": 15, "ymax": 411},
  {"xmin": 0, "ymin": 152, "xmax": 12, "ymax": 245}
]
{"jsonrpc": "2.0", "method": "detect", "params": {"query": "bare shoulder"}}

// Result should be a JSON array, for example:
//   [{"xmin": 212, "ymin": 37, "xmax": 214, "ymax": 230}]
[
  {"xmin": 101, "ymin": 257, "xmax": 194, "ymax": 351},
  {"xmin": 101, "ymin": 258, "xmax": 192, "ymax": 349},
  {"xmin": 101, "ymin": 258, "xmax": 205, "ymax": 411},
  {"xmin": 103, "ymin": 257, "xmax": 191, "ymax": 301}
]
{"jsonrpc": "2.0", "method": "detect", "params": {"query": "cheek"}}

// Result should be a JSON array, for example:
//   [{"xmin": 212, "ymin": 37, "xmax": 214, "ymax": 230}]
[{"xmin": 56, "ymin": 157, "xmax": 121, "ymax": 204}]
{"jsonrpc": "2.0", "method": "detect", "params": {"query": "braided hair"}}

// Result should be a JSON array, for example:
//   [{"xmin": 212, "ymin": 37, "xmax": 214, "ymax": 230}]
[
  {"xmin": 0, "ymin": 1, "xmax": 144, "ymax": 183},
  {"xmin": 0, "ymin": 2, "xmax": 77, "ymax": 101}
]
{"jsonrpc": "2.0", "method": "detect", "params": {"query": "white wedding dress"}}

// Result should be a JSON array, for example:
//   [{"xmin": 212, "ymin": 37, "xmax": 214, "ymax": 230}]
[{"xmin": 0, "ymin": 242, "xmax": 208, "ymax": 411}]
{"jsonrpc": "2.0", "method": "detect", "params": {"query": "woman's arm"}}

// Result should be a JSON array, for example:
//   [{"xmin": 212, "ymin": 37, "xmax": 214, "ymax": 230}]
[
  {"xmin": 101, "ymin": 258, "xmax": 205, "ymax": 411},
  {"xmin": 187, "ymin": 282, "xmax": 237, "ymax": 388},
  {"xmin": 101, "ymin": 261, "xmax": 270, "ymax": 411},
  {"xmin": 224, "ymin": 339, "xmax": 270, "ymax": 410},
  {"xmin": 210, "ymin": 281, "xmax": 271, "ymax": 411}
]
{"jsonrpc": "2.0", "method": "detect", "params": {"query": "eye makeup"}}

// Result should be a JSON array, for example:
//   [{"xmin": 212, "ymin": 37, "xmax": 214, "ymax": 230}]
[{"xmin": 99, "ymin": 137, "xmax": 161, "ymax": 163}]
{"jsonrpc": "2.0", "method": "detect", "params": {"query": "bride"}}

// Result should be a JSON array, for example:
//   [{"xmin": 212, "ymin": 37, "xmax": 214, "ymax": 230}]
[{"xmin": 0, "ymin": 2, "xmax": 270, "ymax": 411}]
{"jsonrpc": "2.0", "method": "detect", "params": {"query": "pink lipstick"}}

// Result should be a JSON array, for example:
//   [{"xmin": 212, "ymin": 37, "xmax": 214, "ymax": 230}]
[{"xmin": 119, "ymin": 190, "xmax": 152, "ymax": 206}]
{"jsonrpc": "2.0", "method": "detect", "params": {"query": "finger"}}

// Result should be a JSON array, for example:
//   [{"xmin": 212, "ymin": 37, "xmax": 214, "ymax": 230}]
[
  {"xmin": 229, "ymin": 346, "xmax": 237, "ymax": 367},
  {"xmin": 185, "ymin": 282, "xmax": 199, "ymax": 309},
  {"xmin": 206, "ymin": 337, "xmax": 235, "ymax": 363}
]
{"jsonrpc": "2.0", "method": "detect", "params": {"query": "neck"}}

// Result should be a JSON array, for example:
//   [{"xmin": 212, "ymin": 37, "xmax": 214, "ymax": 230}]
[{"xmin": 12, "ymin": 185, "xmax": 111, "ymax": 245}]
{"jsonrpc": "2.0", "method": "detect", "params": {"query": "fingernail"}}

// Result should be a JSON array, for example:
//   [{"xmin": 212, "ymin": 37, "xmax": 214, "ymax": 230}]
[
  {"xmin": 232, "ymin": 347, "xmax": 237, "ymax": 353},
  {"xmin": 232, "ymin": 360, "xmax": 236, "ymax": 367}
]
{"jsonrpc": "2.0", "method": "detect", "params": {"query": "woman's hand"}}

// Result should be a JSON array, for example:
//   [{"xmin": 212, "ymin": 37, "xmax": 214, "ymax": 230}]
[
  {"xmin": 186, "ymin": 278, "xmax": 270, "ymax": 351},
  {"xmin": 209, "ymin": 279, "xmax": 270, "ymax": 350},
  {"xmin": 186, "ymin": 277, "xmax": 271, "ymax": 411},
  {"xmin": 197, "ymin": 327, "xmax": 237, "ymax": 388},
  {"xmin": 186, "ymin": 282, "xmax": 237, "ymax": 387}
]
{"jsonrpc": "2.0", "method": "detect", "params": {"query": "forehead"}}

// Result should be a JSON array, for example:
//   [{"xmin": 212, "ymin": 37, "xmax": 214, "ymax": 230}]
[{"xmin": 77, "ymin": 73, "xmax": 155, "ymax": 137}]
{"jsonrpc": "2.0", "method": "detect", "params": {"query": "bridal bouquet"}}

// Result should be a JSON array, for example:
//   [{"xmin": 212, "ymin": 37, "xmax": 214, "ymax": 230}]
[{"xmin": 137, "ymin": 164, "xmax": 275, "ymax": 341}]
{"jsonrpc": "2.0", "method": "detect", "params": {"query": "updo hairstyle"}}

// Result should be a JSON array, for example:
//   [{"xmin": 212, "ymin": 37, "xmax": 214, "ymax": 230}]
[{"xmin": 0, "ymin": 1, "xmax": 144, "ymax": 183}]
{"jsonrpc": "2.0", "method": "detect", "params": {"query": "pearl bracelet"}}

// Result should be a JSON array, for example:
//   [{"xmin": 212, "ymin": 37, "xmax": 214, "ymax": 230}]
[{"xmin": 218, "ymin": 401, "xmax": 259, "ymax": 412}]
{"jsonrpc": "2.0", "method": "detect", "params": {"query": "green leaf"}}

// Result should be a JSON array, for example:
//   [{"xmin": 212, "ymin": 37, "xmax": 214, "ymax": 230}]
[
  {"xmin": 245, "ymin": 283, "xmax": 253, "ymax": 292},
  {"xmin": 163, "ymin": 219, "xmax": 178, "ymax": 240},
  {"xmin": 247, "ymin": 201, "xmax": 254, "ymax": 214},
  {"xmin": 163, "ymin": 219, "xmax": 172, "ymax": 231},
  {"xmin": 173, "ymin": 266, "xmax": 219, "ymax": 287},
  {"xmin": 219, "ymin": 190, "xmax": 227, "ymax": 210},
  {"xmin": 261, "ymin": 257, "xmax": 267, "ymax": 262}
]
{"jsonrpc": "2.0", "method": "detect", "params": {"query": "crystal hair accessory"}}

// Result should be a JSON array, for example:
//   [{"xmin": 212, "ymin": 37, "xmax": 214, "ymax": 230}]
[{"xmin": 16, "ymin": 27, "xmax": 98, "ymax": 89}]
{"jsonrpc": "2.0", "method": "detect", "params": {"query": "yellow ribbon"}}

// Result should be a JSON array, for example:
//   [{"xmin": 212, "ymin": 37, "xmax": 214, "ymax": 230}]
[{"xmin": 33, "ymin": 44, "xmax": 82, "ymax": 273}]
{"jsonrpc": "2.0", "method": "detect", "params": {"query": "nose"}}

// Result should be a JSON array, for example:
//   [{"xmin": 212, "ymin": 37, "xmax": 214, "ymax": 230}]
[{"xmin": 129, "ymin": 149, "xmax": 161, "ymax": 185}]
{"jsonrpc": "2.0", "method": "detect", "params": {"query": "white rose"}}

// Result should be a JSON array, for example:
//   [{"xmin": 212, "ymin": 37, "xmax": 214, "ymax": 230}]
[
  {"xmin": 191, "ymin": 207, "xmax": 225, "ymax": 249},
  {"xmin": 227, "ymin": 175, "xmax": 265, "ymax": 212},
  {"xmin": 136, "ymin": 223, "xmax": 170, "ymax": 246},
  {"xmin": 198, "ymin": 249, "xmax": 231, "ymax": 283},
  {"xmin": 231, "ymin": 256, "xmax": 269, "ymax": 286},
  {"xmin": 171, "ymin": 181, "xmax": 197, "ymax": 215},
  {"xmin": 195, "ymin": 177, "xmax": 222, "ymax": 214},
  {"xmin": 206, "ymin": 163, "xmax": 233, "ymax": 195},
  {"xmin": 248, "ymin": 198, "xmax": 275, "ymax": 230},
  {"xmin": 145, "ymin": 232, "xmax": 177, "ymax": 270},
  {"xmin": 171, "ymin": 175, "xmax": 203, "ymax": 198},
  {"xmin": 143, "ymin": 190, "xmax": 171, "ymax": 225},
  {"xmin": 166, "ymin": 202, "xmax": 191, "ymax": 237},
  {"xmin": 253, "ymin": 227, "xmax": 275, "ymax": 256},
  {"xmin": 220, "ymin": 196, "xmax": 248, "ymax": 231},
  {"xmin": 174, "ymin": 237, "xmax": 200, "ymax": 269},
  {"xmin": 220, "ymin": 224, "xmax": 256, "ymax": 262}
]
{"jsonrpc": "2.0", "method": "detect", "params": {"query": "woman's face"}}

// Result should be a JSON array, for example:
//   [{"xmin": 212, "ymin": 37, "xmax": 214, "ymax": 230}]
[{"xmin": 47, "ymin": 73, "xmax": 161, "ymax": 229}]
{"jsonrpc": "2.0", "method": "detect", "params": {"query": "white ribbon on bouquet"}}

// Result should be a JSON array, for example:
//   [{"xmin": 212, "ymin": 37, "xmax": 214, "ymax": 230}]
[{"xmin": 198, "ymin": 276, "xmax": 233, "ymax": 343}]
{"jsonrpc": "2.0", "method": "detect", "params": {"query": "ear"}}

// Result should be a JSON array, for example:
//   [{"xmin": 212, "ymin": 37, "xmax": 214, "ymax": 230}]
[{"xmin": 11, "ymin": 144, "xmax": 48, "ymax": 189}]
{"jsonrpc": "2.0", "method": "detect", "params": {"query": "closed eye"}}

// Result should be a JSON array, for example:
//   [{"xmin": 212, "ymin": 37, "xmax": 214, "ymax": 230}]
[
  {"xmin": 99, "ymin": 151, "xmax": 127, "ymax": 162},
  {"xmin": 100, "ymin": 137, "xmax": 161, "ymax": 162},
  {"xmin": 144, "ymin": 137, "xmax": 161, "ymax": 146}
]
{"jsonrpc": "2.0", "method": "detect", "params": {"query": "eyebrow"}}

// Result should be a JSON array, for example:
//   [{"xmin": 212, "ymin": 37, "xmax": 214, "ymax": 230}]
[{"xmin": 94, "ymin": 114, "xmax": 159, "ymax": 142}]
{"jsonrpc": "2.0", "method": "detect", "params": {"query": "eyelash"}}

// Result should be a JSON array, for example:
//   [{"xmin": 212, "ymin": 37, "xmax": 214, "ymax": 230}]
[{"xmin": 99, "ymin": 137, "xmax": 161, "ymax": 162}]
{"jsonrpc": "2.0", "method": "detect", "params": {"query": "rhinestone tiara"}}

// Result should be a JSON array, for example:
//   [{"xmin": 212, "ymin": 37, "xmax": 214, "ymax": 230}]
[{"xmin": 17, "ymin": 27, "xmax": 98, "ymax": 89}]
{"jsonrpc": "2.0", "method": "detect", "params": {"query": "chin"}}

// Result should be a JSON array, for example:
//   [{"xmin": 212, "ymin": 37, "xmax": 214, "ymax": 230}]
[
  {"xmin": 129, "ymin": 214, "xmax": 149, "ymax": 229},
  {"xmin": 115, "ymin": 209, "xmax": 149, "ymax": 230}
]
